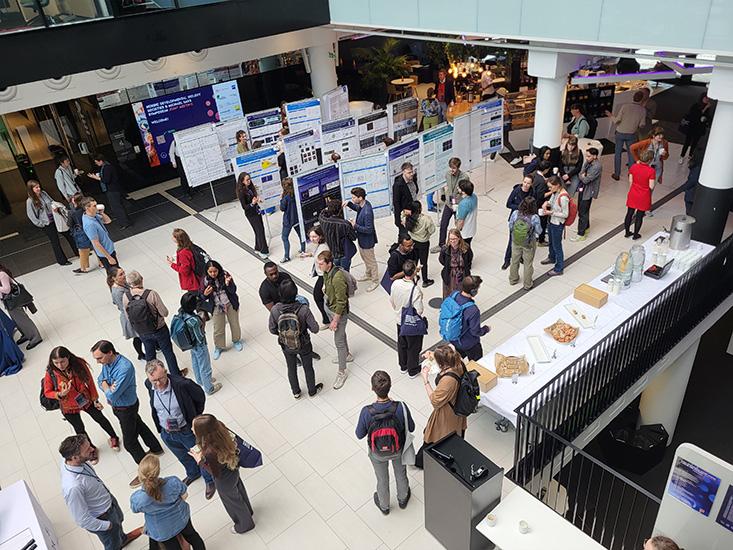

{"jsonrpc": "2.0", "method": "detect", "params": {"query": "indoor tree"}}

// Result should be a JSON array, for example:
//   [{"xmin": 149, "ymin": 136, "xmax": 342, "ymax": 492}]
[{"xmin": 354, "ymin": 38, "xmax": 410, "ymax": 106}]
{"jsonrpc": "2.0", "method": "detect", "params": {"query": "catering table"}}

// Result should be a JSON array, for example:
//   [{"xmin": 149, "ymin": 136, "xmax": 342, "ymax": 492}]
[
  {"xmin": 0, "ymin": 480, "xmax": 58, "ymax": 550},
  {"xmin": 476, "ymin": 486, "xmax": 606, "ymax": 550},
  {"xmin": 477, "ymin": 232, "xmax": 714, "ymax": 427}
]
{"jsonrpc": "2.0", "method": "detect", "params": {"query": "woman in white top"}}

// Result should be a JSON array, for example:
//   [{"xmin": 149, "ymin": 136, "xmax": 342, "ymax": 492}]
[
  {"xmin": 389, "ymin": 260, "xmax": 424, "ymax": 378},
  {"xmin": 25, "ymin": 180, "xmax": 78, "ymax": 267},
  {"xmin": 54, "ymin": 155, "xmax": 82, "ymax": 203},
  {"xmin": 300, "ymin": 226, "xmax": 331, "ymax": 327},
  {"xmin": 540, "ymin": 176, "xmax": 569, "ymax": 277}
]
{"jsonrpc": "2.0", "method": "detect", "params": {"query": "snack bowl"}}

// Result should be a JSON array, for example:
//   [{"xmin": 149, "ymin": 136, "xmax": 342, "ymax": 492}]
[{"xmin": 544, "ymin": 319, "xmax": 579, "ymax": 344}]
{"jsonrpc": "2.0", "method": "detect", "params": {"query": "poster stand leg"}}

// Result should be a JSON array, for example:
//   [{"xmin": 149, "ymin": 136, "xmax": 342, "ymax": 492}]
[
  {"xmin": 209, "ymin": 182, "xmax": 220, "ymax": 220},
  {"xmin": 264, "ymin": 212, "xmax": 273, "ymax": 248},
  {"xmin": 482, "ymin": 157, "xmax": 497, "ymax": 203}
]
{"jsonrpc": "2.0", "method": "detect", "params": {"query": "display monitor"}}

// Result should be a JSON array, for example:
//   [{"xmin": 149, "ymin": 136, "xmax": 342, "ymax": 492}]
[
  {"xmin": 668, "ymin": 457, "xmax": 721, "ymax": 517},
  {"xmin": 132, "ymin": 81, "xmax": 243, "ymax": 167},
  {"xmin": 716, "ymin": 485, "xmax": 733, "ymax": 533}
]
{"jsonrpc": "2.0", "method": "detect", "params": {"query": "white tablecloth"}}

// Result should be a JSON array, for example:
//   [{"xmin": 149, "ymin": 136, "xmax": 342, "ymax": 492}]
[{"xmin": 478, "ymin": 232, "xmax": 713, "ymax": 425}]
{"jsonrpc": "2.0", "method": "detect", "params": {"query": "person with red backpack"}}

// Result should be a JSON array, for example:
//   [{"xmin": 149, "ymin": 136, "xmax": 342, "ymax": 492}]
[
  {"xmin": 540, "ymin": 176, "xmax": 571, "ymax": 277},
  {"xmin": 571, "ymin": 147, "xmax": 603, "ymax": 242},
  {"xmin": 508, "ymin": 197, "xmax": 542, "ymax": 290},
  {"xmin": 355, "ymin": 371, "xmax": 415, "ymax": 515}
]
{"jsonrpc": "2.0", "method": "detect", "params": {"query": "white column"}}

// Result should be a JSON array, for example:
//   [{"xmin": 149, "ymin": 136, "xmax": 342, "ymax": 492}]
[
  {"xmin": 698, "ymin": 99, "xmax": 733, "ymax": 190},
  {"xmin": 639, "ymin": 340, "xmax": 700, "ymax": 443},
  {"xmin": 527, "ymin": 51, "xmax": 590, "ymax": 150},
  {"xmin": 306, "ymin": 44, "xmax": 338, "ymax": 98}
]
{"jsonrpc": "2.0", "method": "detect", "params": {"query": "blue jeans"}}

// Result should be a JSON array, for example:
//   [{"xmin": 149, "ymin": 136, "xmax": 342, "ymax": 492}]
[
  {"xmin": 334, "ymin": 255, "xmax": 352, "ymax": 272},
  {"xmin": 90, "ymin": 497, "xmax": 126, "ymax": 550},
  {"xmin": 426, "ymin": 193, "xmax": 436, "ymax": 211},
  {"xmin": 281, "ymin": 222, "xmax": 304, "ymax": 259},
  {"xmin": 614, "ymin": 132, "xmax": 637, "ymax": 176},
  {"xmin": 190, "ymin": 344, "xmax": 213, "ymax": 394},
  {"xmin": 548, "ymin": 222, "xmax": 565, "ymax": 273},
  {"xmin": 142, "ymin": 324, "xmax": 180, "ymax": 376},
  {"xmin": 161, "ymin": 428, "xmax": 213, "ymax": 484}
]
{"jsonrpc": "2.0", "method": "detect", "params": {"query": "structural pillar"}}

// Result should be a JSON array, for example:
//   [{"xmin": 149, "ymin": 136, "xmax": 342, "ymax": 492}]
[
  {"xmin": 691, "ymin": 66, "xmax": 733, "ymax": 245},
  {"xmin": 527, "ymin": 51, "xmax": 589, "ymax": 151},
  {"xmin": 639, "ymin": 340, "xmax": 700, "ymax": 444},
  {"xmin": 305, "ymin": 43, "xmax": 338, "ymax": 98}
]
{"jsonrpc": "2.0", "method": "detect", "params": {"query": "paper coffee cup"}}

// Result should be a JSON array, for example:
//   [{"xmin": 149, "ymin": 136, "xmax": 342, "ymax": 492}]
[{"xmin": 486, "ymin": 514, "xmax": 497, "ymax": 526}]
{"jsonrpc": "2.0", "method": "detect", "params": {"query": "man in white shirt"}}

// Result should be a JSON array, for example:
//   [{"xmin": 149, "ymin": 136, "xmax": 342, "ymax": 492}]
[
  {"xmin": 389, "ymin": 260, "xmax": 425, "ymax": 378},
  {"xmin": 59, "ymin": 434, "xmax": 142, "ymax": 549}
]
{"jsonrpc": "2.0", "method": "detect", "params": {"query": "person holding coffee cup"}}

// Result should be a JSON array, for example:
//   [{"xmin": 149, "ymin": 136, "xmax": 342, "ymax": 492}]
[{"xmin": 81, "ymin": 196, "xmax": 118, "ymax": 274}]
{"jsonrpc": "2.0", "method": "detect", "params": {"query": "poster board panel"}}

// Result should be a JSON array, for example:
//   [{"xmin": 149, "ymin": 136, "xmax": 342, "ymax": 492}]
[
  {"xmin": 294, "ymin": 164, "xmax": 342, "ymax": 241},
  {"xmin": 231, "ymin": 147, "xmax": 282, "ymax": 211},
  {"xmin": 322, "ymin": 85, "xmax": 350, "ymax": 123},
  {"xmin": 357, "ymin": 110, "xmax": 389, "ymax": 155},
  {"xmin": 339, "ymin": 153, "xmax": 391, "ymax": 220},
  {"xmin": 283, "ymin": 129, "xmax": 322, "ymax": 177},
  {"xmin": 321, "ymin": 117, "xmax": 359, "ymax": 160},
  {"xmin": 473, "ymin": 98, "xmax": 504, "ymax": 157},
  {"xmin": 174, "ymin": 124, "xmax": 228, "ymax": 188},
  {"xmin": 386, "ymin": 98, "xmax": 419, "ymax": 141},
  {"xmin": 245, "ymin": 107, "xmax": 283, "ymax": 147},
  {"xmin": 285, "ymin": 97, "xmax": 322, "ymax": 139},
  {"xmin": 419, "ymin": 123, "xmax": 454, "ymax": 196}
]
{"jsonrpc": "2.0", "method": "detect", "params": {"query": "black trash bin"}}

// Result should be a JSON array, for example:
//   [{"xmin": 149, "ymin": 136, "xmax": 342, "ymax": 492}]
[{"xmin": 600, "ymin": 423, "xmax": 669, "ymax": 474}]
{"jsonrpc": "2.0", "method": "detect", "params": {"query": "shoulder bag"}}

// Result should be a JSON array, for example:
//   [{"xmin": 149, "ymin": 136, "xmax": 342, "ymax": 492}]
[{"xmin": 399, "ymin": 283, "xmax": 428, "ymax": 337}]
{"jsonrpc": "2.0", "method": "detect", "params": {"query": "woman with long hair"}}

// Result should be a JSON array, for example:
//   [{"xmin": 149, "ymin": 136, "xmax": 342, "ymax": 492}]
[
  {"xmin": 300, "ymin": 226, "xmax": 331, "ymax": 327},
  {"xmin": 107, "ymin": 267, "xmax": 145, "ymax": 360},
  {"xmin": 438, "ymin": 229, "xmax": 473, "ymax": 298},
  {"xmin": 280, "ymin": 177, "xmax": 304, "ymax": 263},
  {"xmin": 401, "ymin": 201, "xmax": 435, "ymax": 287},
  {"xmin": 166, "ymin": 228, "xmax": 200, "ymax": 291},
  {"xmin": 67, "ymin": 193, "xmax": 94, "ymax": 274},
  {"xmin": 559, "ymin": 135, "xmax": 583, "ymax": 197},
  {"xmin": 236, "ymin": 172, "xmax": 269, "ymax": 258},
  {"xmin": 0, "ymin": 263, "xmax": 42, "ymax": 350},
  {"xmin": 201, "ymin": 260, "xmax": 243, "ymax": 359},
  {"xmin": 25, "ymin": 180, "xmax": 78, "ymax": 266},
  {"xmin": 235, "ymin": 130, "xmax": 249, "ymax": 155},
  {"xmin": 190, "ymin": 414, "xmax": 255, "ymax": 534},
  {"xmin": 130, "ymin": 454, "xmax": 206, "ymax": 549},
  {"xmin": 415, "ymin": 345, "xmax": 469, "ymax": 468},
  {"xmin": 43, "ymin": 346, "xmax": 120, "ymax": 457}
]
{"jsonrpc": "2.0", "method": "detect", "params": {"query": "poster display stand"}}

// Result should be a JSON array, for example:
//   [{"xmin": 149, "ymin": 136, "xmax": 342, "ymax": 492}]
[
  {"xmin": 451, "ymin": 112, "xmax": 472, "ymax": 171},
  {"xmin": 472, "ymin": 98, "xmax": 504, "ymax": 157},
  {"xmin": 339, "ymin": 153, "xmax": 391, "ymax": 220},
  {"xmin": 322, "ymin": 85, "xmax": 350, "ymax": 123},
  {"xmin": 285, "ymin": 97, "xmax": 322, "ymax": 138},
  {"xmin": 321, "ymin": 117, "xmax": 359, "ymax": 160},
  {"xmin": 245, "ymin": 107, "xmax": 283, "ymax": 147},
  {"xmin": 214, "ymin": 117, "xmax": 248, "ymax": 174},
  {"xmin": 231, "ymin": 146, "xmax": 282, "ymax": 211},
  {"xmin": 283, "ymin": 129, "xmax": 322, "ymax": 177},
  {"xmin": 419, "ymin": 123, "xmax": 455, "ymax": 197},
  {"xmin": 293, "ymin": 164, "xmax": 341, "ymax": 241},
  {"xmin": 386, "ymin": 97, "xmax": 419, "ymax": 141},
  {"xmin": 357, "ymin": 110, "xmax": 389, "ymax": 155}
]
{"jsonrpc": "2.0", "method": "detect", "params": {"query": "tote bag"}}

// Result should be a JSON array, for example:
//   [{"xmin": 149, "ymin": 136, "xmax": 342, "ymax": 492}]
[{"xmin": 399, "ymin": 284, "xmax": 428, "ymax": 337}]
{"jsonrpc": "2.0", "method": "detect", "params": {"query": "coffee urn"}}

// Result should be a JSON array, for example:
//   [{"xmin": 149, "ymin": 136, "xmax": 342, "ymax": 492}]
[{"xmin": 669, "ymin": 215, "xmax": 696, "ymax": 250}]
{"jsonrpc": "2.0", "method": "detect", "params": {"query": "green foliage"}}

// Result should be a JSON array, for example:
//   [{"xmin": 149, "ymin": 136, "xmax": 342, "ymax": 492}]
[{"xmin": 354, "ymin": 38, "xmax": 411, "ymax": 97}]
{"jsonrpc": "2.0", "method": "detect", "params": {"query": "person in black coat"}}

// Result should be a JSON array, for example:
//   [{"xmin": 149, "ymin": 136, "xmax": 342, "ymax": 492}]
[
  {"xmin": 680, "ymin": 92, "xmax": 712, "ymax": 160},
  {"xmin": 438, "ymin": 228, "xmax": 473, "ymax": 298},
  {"xmin": 88, "ymin": 153, "xmax": 131, "ymax": 228},
  {"xmin": 501, "ymin": 176, "xmax": 534, "ymax": 269},
  {"xmin": 532, "ymin": 162, "xmax": 552, "ymax": 245},
  {"xmin": 392, "ymin": 162, "xmax": 418, "ymax": 240}
]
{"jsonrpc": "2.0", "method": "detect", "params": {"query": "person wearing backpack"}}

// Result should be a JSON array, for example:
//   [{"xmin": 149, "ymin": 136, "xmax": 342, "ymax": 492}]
[
  {"xmin": 571, "ymin": 147, "xmax": 602, "ymax": 242},
  {"xmin": 355, "ymin": 371, "xmax": 415, "ymax": 514},
  {"xmin": 166, "ymin": 228, "xmax": 201, "ymax": 291},
  {"xmin": 389, "ymin": 260, "xmax": 425, "ymax": 378},
  {"xmin": 268, "ymin": 279, "xmax": 323, "ymax": 399},
  {"xmin": 566, "ymin": 104, "xmax": 590, "ymax": 139},
  {"xmin": 123, "ymin": 270, "xmax": 184, "ymax": 377},
  {"xmin": 501, "ymin": 175, "xmax": 534, "ymax": 270},
  {"xmin": 540, "ymin": 176, "xmax": 570, "ymax": 277},
  {"xmin": 177, "ymin": 292, "xmax": 222, "ymax": 395},
  {"xmin": 508, "ymin": 197, "xmax": 542, "ymax": 290},
  {"xmin": 318, "ymin": 250, "xmax": 353, "ymax": 390},
  {"xmin": 416, "ymin": 345, "xmax": 469, "ymax": 469},
  {"xmin": 440, "ymin": 276, "xmax": 490, "ymax": 361}
]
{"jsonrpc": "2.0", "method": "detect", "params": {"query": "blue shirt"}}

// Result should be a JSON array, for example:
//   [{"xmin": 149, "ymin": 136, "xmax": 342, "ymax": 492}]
[
  {"xmin": 97, "ymin": 354, "xmax": 137, "ymax": 407},
  {"xmin": 61, "ymin": 461, "xmax": 113, "ymax": 533},
  {"xmin": 83, "ymin": 213, "xmax": 115, "ymax": 257},
  {"xmin": 153, "ymin": 381, "xmax": 187, "ymax": 431},
  {"xmin": 130, "ymin": 476, "xmax": 189, "ymax": 542}
]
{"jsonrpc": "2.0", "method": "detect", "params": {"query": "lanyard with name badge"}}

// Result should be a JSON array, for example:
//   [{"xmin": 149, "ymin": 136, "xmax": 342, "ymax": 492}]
[{"xmin": 156, "ymin": 387, "xmax": 181, "ymax": 431}]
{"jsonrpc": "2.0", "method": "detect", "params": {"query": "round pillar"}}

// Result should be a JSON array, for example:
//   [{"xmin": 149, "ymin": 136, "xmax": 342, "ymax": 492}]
[
  {"xmin": 533, "ymin": 75, "xmax": 568, "ymax": 150},
  {"xmin": 306, "ymin": 44, "xmax": 338, "ymax": 98}
]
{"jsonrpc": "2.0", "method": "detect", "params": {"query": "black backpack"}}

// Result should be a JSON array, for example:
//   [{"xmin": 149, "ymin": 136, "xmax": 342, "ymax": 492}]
[
  {"xmin": 40, "ymin": 370, "xmax": 60, "ymax": 411},
  {"xmin": 125, "ymin": 289, "xmax": 159, "ymax": 336},
  {"xmin": 277, "ymin": 304, "xmax": 305, "ymax": 352},
  {"xmin": 190, "ymin": 244, "xmax": 210, "ymax": 279},
  {"xmin": 586, "ymin": 114, "xmax": 598, "ymax": 139},
  {"xmin": 366, "ymin": 401, "xmax": 402, "ymax": 458},
  {"xmin": 439, "ymin": 366, "xmax": 481, "ymax": 417}
]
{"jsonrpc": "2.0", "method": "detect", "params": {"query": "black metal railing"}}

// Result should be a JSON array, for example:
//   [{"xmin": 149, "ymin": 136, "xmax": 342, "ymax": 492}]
[{"xmin": 512, "ymin": 415, "xmax": 661, "ymax": 550}]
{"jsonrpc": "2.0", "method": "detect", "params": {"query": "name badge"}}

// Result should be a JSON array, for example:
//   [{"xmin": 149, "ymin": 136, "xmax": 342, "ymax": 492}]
[
  {"xmin": 166, "ymin": 418, "xmax": 181, "ymax": 432},
  {"xmin": 75, "ymin": 393, "xmax": 90, "ymax": 409}
]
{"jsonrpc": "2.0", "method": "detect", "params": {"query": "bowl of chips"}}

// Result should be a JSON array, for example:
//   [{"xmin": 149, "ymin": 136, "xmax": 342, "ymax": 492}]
[{"xmin": 544, "ymin": 319, "xmax": 579, "ymax": 344}]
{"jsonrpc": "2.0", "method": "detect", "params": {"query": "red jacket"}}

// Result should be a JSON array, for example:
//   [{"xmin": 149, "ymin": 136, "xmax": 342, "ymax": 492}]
[
  {"xmin": 43, "ymin": 364, "xmax": 99, "ymax": 414},
  {"xmin": 171, "ymin": 247, "xmax": 200, "ymax": 291}
]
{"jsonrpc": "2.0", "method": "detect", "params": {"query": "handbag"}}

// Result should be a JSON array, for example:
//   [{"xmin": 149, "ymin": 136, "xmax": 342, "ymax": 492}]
[
  {"xmin": 678, "ymin": 115, "xmax": 691, "ymax": 135},
  {"xmin": 399, "ymin": 283, "xmax": 428, "ymax": 337},
  {"xmin": 2, "ymin": 280, "xmax": 34, "ymax": 310},
  {"xmin": 400, "ymin": 401, "xmax": 416, "ymax": 466},
  {"xmin": 234, "ymin": 433, "xmax": 263, "ymax": 469}
]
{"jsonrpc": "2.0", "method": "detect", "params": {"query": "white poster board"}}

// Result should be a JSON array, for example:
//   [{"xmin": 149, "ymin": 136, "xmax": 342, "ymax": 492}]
[
  {"xmin": 285, "ymin": 97, "xmax": 322, "ymax": 138},
  {"xmin": 215, "ymin": 117, "xmax": 248, "ymax": 174},
  {"xmin": 321, "ymin": 85, "xmax": 350, "ymax": 123},
  {"xmin": 339, "ymin": 153, "xmax": 391, "ymax": 220},
  {"xmin": 419, "ymin": 122, "xmax": 455, "ymax": 196},
  {"xmin": 282, "ymin": 128, "xmax": 322, "ymax": 177},
  {"xmin": 231, "ymin": 147, "xmax": 282, "ymax": 211},
  {"xmin": 357, "ymin": 110, "xmax": 389, "ymax": 154},
  {"xmin": 469, "ymin": 107, "xmax": 484, "ymax": 170},
  {"xmin": 174, "ymin": 124, "xmax": 228, "ymax": 187},
  {"xmin": 451, "ymin": 112, "xmax": 472, "ymax": 172},
  {"xmin": 320, "ymin": 116, "xmax": 359, "ymax": 160},
  {"xmin": 472, "ymin": 98, "xmax": 504, "ymax": 157},
  {"xmin": 294, "ymin": 164, "xmax": 342, "ymax": 241},
  {"xmin": 386, "ymin": 97, "xmax": 419, "ymax": 141},
  {"xmin": 387, "ymin": 137, "xmax": 421, "ymax": 199},
  {"xmin": 245, "ymin": 107, "xmax": 283, "ymax": 147}
]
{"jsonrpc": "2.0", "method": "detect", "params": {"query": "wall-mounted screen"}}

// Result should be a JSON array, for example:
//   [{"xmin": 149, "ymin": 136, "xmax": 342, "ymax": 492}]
[
  {"xmin": 668, "ymin": 457, "xmax": 721, "ymax": 517},
  {"xmin": 716, "ymin": 485, "xmax": 733, "ymax": 533},
  {"xmin": 132, "ymin": 81, "xmax": 243, "ymax": 167}
]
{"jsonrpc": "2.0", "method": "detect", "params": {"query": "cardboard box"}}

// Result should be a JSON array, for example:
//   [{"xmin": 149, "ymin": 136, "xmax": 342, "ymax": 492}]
[
  {"xmin": 574, "ymin": 283, "xmax": 608, "ymax": 308},
  {"xmin": 466, "ymin": 360, "xmax": 498, "ymax": 392}
]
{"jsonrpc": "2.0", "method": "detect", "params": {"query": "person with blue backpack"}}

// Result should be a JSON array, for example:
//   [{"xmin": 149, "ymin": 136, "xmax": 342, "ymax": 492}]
[
  {"xmin": 171, "ymin": 292, "xmax": 222, "ymax": 396},
  {"xmin": 508, "ymin": 197, "xmax": 542, "ymax": 290},
  {"xmin": 439, "ymin": 275, "xmax": 490, "ymax": 361}
]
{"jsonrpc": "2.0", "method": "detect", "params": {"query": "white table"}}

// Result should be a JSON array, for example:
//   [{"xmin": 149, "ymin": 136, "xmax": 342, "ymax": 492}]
[
  {"xmin": 0, "ymin": 480, "xmax": 58, "ymax": 550},
  {"xmin": 478, "ymin": 232, "xmax": 714, "ymax": 426},
  {"xmin": 578, "ymin": 137, "xmax": 604, "ymax": 155},
  {"xmin": 390, "ymin": 78, "xmax": 415, "ymax": 86},
  {"xmin": 476, "ymin": 487, "xmax": 606, "ymax": 550}
]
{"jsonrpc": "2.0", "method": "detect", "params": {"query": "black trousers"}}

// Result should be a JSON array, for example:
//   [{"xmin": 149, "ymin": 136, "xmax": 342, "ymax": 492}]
[
  {"xmin": 538, "ymin": 215, "xmax": 548, "ymax": 243},
  {"xmin": 413, "ymin": 240, "xmax": 430, "ymax": 281},
  {"xmin": 681, "ymin": 132, "xmax": 703, "ymax": 158},
  {"xmin": 577, "ymin": 198, "xmax": 592, "ymax": 236},
  {"xmin": 283, "ymin": 343, "xmax": 317, "ymax": 395},
  {"xmin": 63, "ymin": 405, "xmax": 118, "ymax": 445},
  {"xmin": 112, "ymin": 400, "xmax": 162, "ymax": 464},
  {"xmin": 397, "ymin": 325, "xmax": 423, "ymax": 376},
  {"xmin": 105, "ymin": 191, "xmax": 131, "ymax": 226},
  {"xmin": 245, "ymin": 211, "xmax": 269, "ymax": 254},
  {"xmin": 456, "ymin": 341, "xmax": 483, "ymax": 361},
  {"xmin": 438, "ymin": 205, "xmax": 454, "ymax": 247},
  {"xmin": 155, "ymin": 519, "xmax": 205, "ymax": 550},
  {"xmin": 97, "ymin": 251, "xmax": 119, "ymax": 275},
  {"xmin": 313, "ymin": 276, "xmax": 330, "ymax": 325},
  {"xmin": 624, "ymin": 207, "xmax": 645, "ymax": 236},
  {"xmin": 43, "ymin": 224, "xmax": 77, "ymax": 265}
]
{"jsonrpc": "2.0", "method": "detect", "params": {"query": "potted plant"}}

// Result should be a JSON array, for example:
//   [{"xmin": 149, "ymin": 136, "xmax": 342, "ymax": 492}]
[{"xmin": 354, "ymin": 38, "xmax": 410, "ymax": 107}]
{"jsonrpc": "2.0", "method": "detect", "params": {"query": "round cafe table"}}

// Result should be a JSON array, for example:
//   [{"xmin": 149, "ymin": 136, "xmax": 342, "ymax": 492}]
[
  {"xmin": 577, "ymin": 137, "xmax": 604, "ymax": 155},
  {"xmin": 390, "ymin": 78, "xmax": 415, "ymax": 87}
]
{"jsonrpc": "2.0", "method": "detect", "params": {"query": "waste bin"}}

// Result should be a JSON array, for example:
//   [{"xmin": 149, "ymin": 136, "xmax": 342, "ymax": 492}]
[
  {"xmin": 424, "ymin": 433, "xmax": 503, "ymax": 550},
  {"xmin": 600, "ymin": 423, "xmax": 668, "ymax": 475}
]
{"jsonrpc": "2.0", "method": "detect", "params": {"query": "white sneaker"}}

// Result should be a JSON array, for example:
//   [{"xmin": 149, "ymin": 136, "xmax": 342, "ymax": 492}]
[
  {"xmin": 510, "ymin": 157, "xmax": 522, "ymax": 166},
  {"xmin": 430, "ymin": 245, "xmax": 441, "ymax": 254},
  {"xmin": 332, "ymin": 353, "xmax": 354, "ymax": 364},
  {"xmin": 356, "ymin": 275, "xmax": 371, "ymax": 282},
  {"xmin": 678, "ymin": 157, "xmax": 685, "ymax": 165},
  {"xmin": 333, "ymin": 371, "xmax": 348, "ymax": 390},
  {"xmin": 367, "ymin": 282, "xmax": 379, "ymax": 292}
]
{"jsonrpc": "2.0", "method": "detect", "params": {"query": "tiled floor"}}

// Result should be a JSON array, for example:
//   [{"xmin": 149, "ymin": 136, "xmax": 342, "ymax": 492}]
[{"xmin": 1, "ymin": 144, "xmax": 731, "ymax": 549}]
